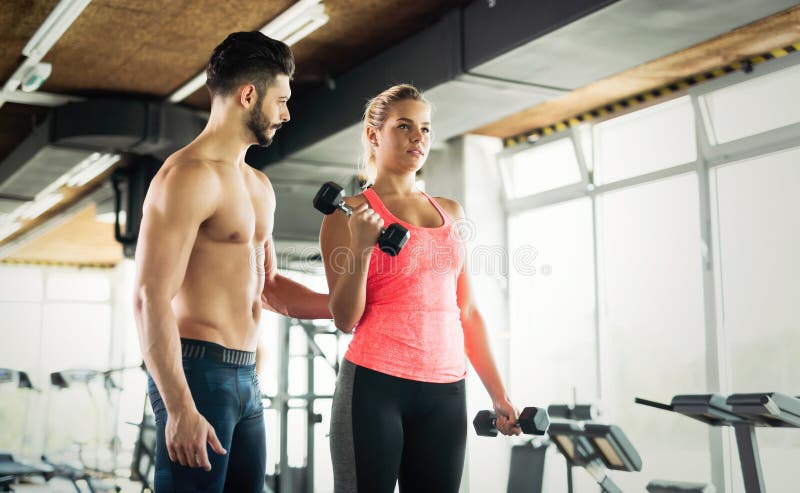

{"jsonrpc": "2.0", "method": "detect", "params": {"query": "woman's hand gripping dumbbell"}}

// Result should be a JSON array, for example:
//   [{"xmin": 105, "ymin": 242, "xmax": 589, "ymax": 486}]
[
  {"xmin": 473, "ymin": 406, "xmax": 550, "ymax": 437},
  {"xmin": 313, "ymin": 181, "xmax": 410, "ymax": 256}
]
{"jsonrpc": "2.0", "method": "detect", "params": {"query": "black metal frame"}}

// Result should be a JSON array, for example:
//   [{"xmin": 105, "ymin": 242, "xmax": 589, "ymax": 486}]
[{"xmin": 636, "ymin": 392, "xmax": 800, "ymax": 493}]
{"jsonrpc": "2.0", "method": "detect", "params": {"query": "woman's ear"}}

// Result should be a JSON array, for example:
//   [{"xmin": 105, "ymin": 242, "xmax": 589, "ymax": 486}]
[{"xmin": 366, "ymin": 126, "xmax": 378, "ymax": 147}]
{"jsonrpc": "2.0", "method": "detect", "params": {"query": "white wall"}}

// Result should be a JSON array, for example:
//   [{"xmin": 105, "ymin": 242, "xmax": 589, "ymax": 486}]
[{"xmin": 0, "ymin": 263, "xmax": 130, "ymax": 468}]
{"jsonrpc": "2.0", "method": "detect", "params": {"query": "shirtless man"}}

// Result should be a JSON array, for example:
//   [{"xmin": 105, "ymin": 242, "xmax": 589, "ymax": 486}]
[{"xmin": 133, "ymin": 32, "xmax": 329, "ymax": 492}]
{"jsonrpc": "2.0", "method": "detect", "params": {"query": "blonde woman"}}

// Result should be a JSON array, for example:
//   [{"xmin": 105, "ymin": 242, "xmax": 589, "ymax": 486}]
[{"xmin": 321, "ymin": 84, "xmax": 519, "ymax": 492}]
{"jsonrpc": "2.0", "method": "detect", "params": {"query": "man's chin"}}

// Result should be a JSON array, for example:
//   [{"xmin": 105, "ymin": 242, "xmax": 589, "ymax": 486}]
[{"xmin": 253, "ymin": 131, "xmax": 275, "ymax": 147}]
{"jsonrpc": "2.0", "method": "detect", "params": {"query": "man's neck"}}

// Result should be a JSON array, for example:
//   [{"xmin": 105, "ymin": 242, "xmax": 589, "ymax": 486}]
[{"xmin": 190, "ymin": 103, "xmax": 253, "ymax": 166}]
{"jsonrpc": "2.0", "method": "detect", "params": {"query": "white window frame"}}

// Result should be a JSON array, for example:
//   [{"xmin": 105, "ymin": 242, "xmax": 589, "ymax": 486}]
[{"xmin": 500, "ymin": 50, "xmax": 800, "ymax": 493}]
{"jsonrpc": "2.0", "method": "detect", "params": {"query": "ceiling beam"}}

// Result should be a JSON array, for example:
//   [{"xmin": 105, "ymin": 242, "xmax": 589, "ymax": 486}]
[
  {"xmin": 255, "ymin": 0, "xmax": 614, "ymax": 167},
  {"xmin": 471, "ymin": 4, "xmax": 800, "ymax": 139}
]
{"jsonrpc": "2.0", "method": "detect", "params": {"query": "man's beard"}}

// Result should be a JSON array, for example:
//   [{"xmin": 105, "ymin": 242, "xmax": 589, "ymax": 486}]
[{"xmin": 247, "ymin": 99, "xmax": 278, "ymax": 147}]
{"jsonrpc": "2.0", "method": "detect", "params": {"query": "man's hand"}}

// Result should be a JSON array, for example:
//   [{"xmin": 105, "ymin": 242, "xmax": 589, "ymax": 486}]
[{"xmin": 165, "ymin": 407, "xmax": 227, "ymax": 470}]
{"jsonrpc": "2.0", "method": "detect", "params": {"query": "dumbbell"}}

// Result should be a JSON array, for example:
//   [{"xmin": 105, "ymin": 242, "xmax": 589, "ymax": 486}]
[
  {"xmin": 313, "ymin": 181, "xmax": 410, "ymax": 256},
  {"xmin": 473, "ymin": 407, "xmax": 550, "ymax": 437}
]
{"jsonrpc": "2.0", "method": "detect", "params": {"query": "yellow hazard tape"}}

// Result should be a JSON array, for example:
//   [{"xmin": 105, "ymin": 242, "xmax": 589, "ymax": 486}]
[{"xmin": 505, "ymin": 41, "xmax": 799, "ymax": 147}]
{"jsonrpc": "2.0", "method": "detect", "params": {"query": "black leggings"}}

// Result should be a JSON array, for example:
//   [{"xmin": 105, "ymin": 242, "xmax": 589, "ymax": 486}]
[{"xmin": 329, "ymin": 359, "xmax": 467, "ymax": 493}]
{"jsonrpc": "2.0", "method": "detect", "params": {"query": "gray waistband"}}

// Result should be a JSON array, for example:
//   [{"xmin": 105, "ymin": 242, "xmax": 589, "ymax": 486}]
[{"xmin": 181, "ymin": 339, "xmax": 256, "ymax": 366}]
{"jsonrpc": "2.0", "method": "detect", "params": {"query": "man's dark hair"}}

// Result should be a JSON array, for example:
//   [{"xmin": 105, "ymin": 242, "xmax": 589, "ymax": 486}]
[{"xmin": 206, "ymin": 31, "xmax": 295, "ymax": 98}]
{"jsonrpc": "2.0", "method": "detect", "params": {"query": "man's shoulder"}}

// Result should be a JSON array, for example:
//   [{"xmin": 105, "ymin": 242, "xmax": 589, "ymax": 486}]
[
  {"xmin": 160, "ymin": 153, "xmax": 218, "ymax": 180},
  {"xmin": 243, "ymin": 164, "xmax": 273, "ymax": 188},
  {"xmin": 150, "ymin": 155, "xmax": 222, "ymax": 203}
]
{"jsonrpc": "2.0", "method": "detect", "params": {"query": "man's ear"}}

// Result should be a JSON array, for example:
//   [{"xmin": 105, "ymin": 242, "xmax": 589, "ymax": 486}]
[{"xmin": 239, "ymin": 84, "xmax": 257, "ymax": 108}]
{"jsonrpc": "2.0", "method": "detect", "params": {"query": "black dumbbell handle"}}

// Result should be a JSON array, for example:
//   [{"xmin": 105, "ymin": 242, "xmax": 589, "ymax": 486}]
[
  {"xmin": 335, "ymin": 201, "xmax": 354, "ymax": 217},
  {"xmin": 335, "ymin": 201, "xmax": 391, "ymax": 236},
  {"xmin": 486, "ymin": 414, "xmax": 522, "ymax": 428}
]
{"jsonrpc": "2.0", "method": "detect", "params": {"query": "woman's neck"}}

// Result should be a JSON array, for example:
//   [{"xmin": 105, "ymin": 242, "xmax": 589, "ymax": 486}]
[{"xmin": 372, "ymin": 172, "xmax": 419, "ymax": 197}]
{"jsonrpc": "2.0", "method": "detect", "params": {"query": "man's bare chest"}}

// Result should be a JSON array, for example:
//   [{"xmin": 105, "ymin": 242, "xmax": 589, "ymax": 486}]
[{"xmin": 201, "ymin": 177, "xmax": 272, "ymax": 245}]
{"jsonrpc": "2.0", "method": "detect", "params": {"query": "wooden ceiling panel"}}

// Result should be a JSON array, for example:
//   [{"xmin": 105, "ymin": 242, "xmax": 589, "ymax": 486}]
[
  {"xmin": 180, "ymin": 0, "xmax": 471, "ymax": 102},
  {"xmin": 39, "ymin": 4, "xmax": 157, "ymax": 94},
  {"xmin": 4, "ymin": 203, "xmax": 122, "ymax": 267},
  {"xmin": 41, "ymin": 0, "xmax": 295, "ymax": 96},
  {"xmin": 0, "ymin": 0, "xmax": 60, "ymax": 82},
  {"xmin": 1, "ymin": 0, "xmax": 469, "ymax": 159}
]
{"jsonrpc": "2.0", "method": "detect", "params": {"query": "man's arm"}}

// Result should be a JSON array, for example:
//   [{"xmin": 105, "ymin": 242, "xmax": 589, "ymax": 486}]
[
  {"xmin": 132, "ymin": 162, "xmax": 226, "ymax": 469},
  {"xmin": 253, "ymin": 171, "xmax": 330, "ymax": 320},
  {"xmin": 260, "ymin": 235, "xmax": 331, "ymax": 319}
]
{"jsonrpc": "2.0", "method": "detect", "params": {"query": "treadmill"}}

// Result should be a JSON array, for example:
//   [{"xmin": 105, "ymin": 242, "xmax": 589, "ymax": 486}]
[{"xmin": 0, "ymin": 369, "xmax": 54, "ymax": 489}]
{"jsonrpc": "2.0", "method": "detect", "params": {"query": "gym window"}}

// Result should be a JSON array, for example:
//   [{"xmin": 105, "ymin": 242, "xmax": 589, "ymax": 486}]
[
  {"xmin": 498, "ymin": 137, "xmax": 583, "ymax": 199},
  {"xmin": 593, "ymin": 96, "xmax": 696, "ymax": 185},
  {"xmin": 699, "ymin": 63, "xmax": 800, "ymax": 145}
]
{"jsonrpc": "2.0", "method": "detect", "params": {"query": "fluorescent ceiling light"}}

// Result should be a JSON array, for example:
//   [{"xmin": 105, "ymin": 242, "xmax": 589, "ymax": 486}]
[
  {"xmin": 168, "ymin": 73, "xmax": 207, "ymax": 104},
  {"xmin": 18, "ymin": 193, "xmax": 64, "ymax": 221},
  {"xmin": 263, "ymin": 1, "xmax": 328, "ymax": 43},
  {"xmin": 37, "ymin": 151, "xmax": 121, "ymax": 192},
  {"xmin": 66, "ymin": 153, "xmax": 121, "ymax": 187},
  {"xmin": 1, "ymin": 0, "xmax": 90, "ymax": 109},
  {"xmin": 167, "ymin": 0, "xmax": 328, "ymax": 103},
  {"xmin": 20, "ymin": 63, "xmax": 53, "ymax": 92},
  {"xmin": 280, "ymin": 11, "xmax": 328, "ymax": 47},
  {"xmin": 5, "ymin": 152, "xmax": 121, "ymax": 227},
  {"xmin": 0, "ymin": 222, "xmax": 22, "ymax": 242},
  {"xmin": 22, "ymin": 0, "xmax": 91, "ymax": 60}
]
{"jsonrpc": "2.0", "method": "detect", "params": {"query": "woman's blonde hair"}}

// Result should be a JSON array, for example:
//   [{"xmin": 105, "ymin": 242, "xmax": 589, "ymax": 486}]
[{"xmin": 359, "ymin": 84, "xmax": 430, "ymax": 187}]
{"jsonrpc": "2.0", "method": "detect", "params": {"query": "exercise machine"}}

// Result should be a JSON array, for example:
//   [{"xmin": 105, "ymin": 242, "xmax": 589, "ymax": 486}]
[
  {"xmin": 637, "ymin": 392, "xmax": 800, "ymax": 493},
  {"xmin": 0, "ymin": 369, "xmax": 53, "ymax": 491},
  {"xmin": 548, "ymin": 420, "xmax": 642, "ymax": 493}
]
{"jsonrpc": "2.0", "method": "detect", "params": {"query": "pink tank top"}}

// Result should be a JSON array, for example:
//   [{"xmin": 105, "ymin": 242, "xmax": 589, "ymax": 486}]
[{"xmin": 344, "ymin": 188, "xmax": 467, "ymax": 383}]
